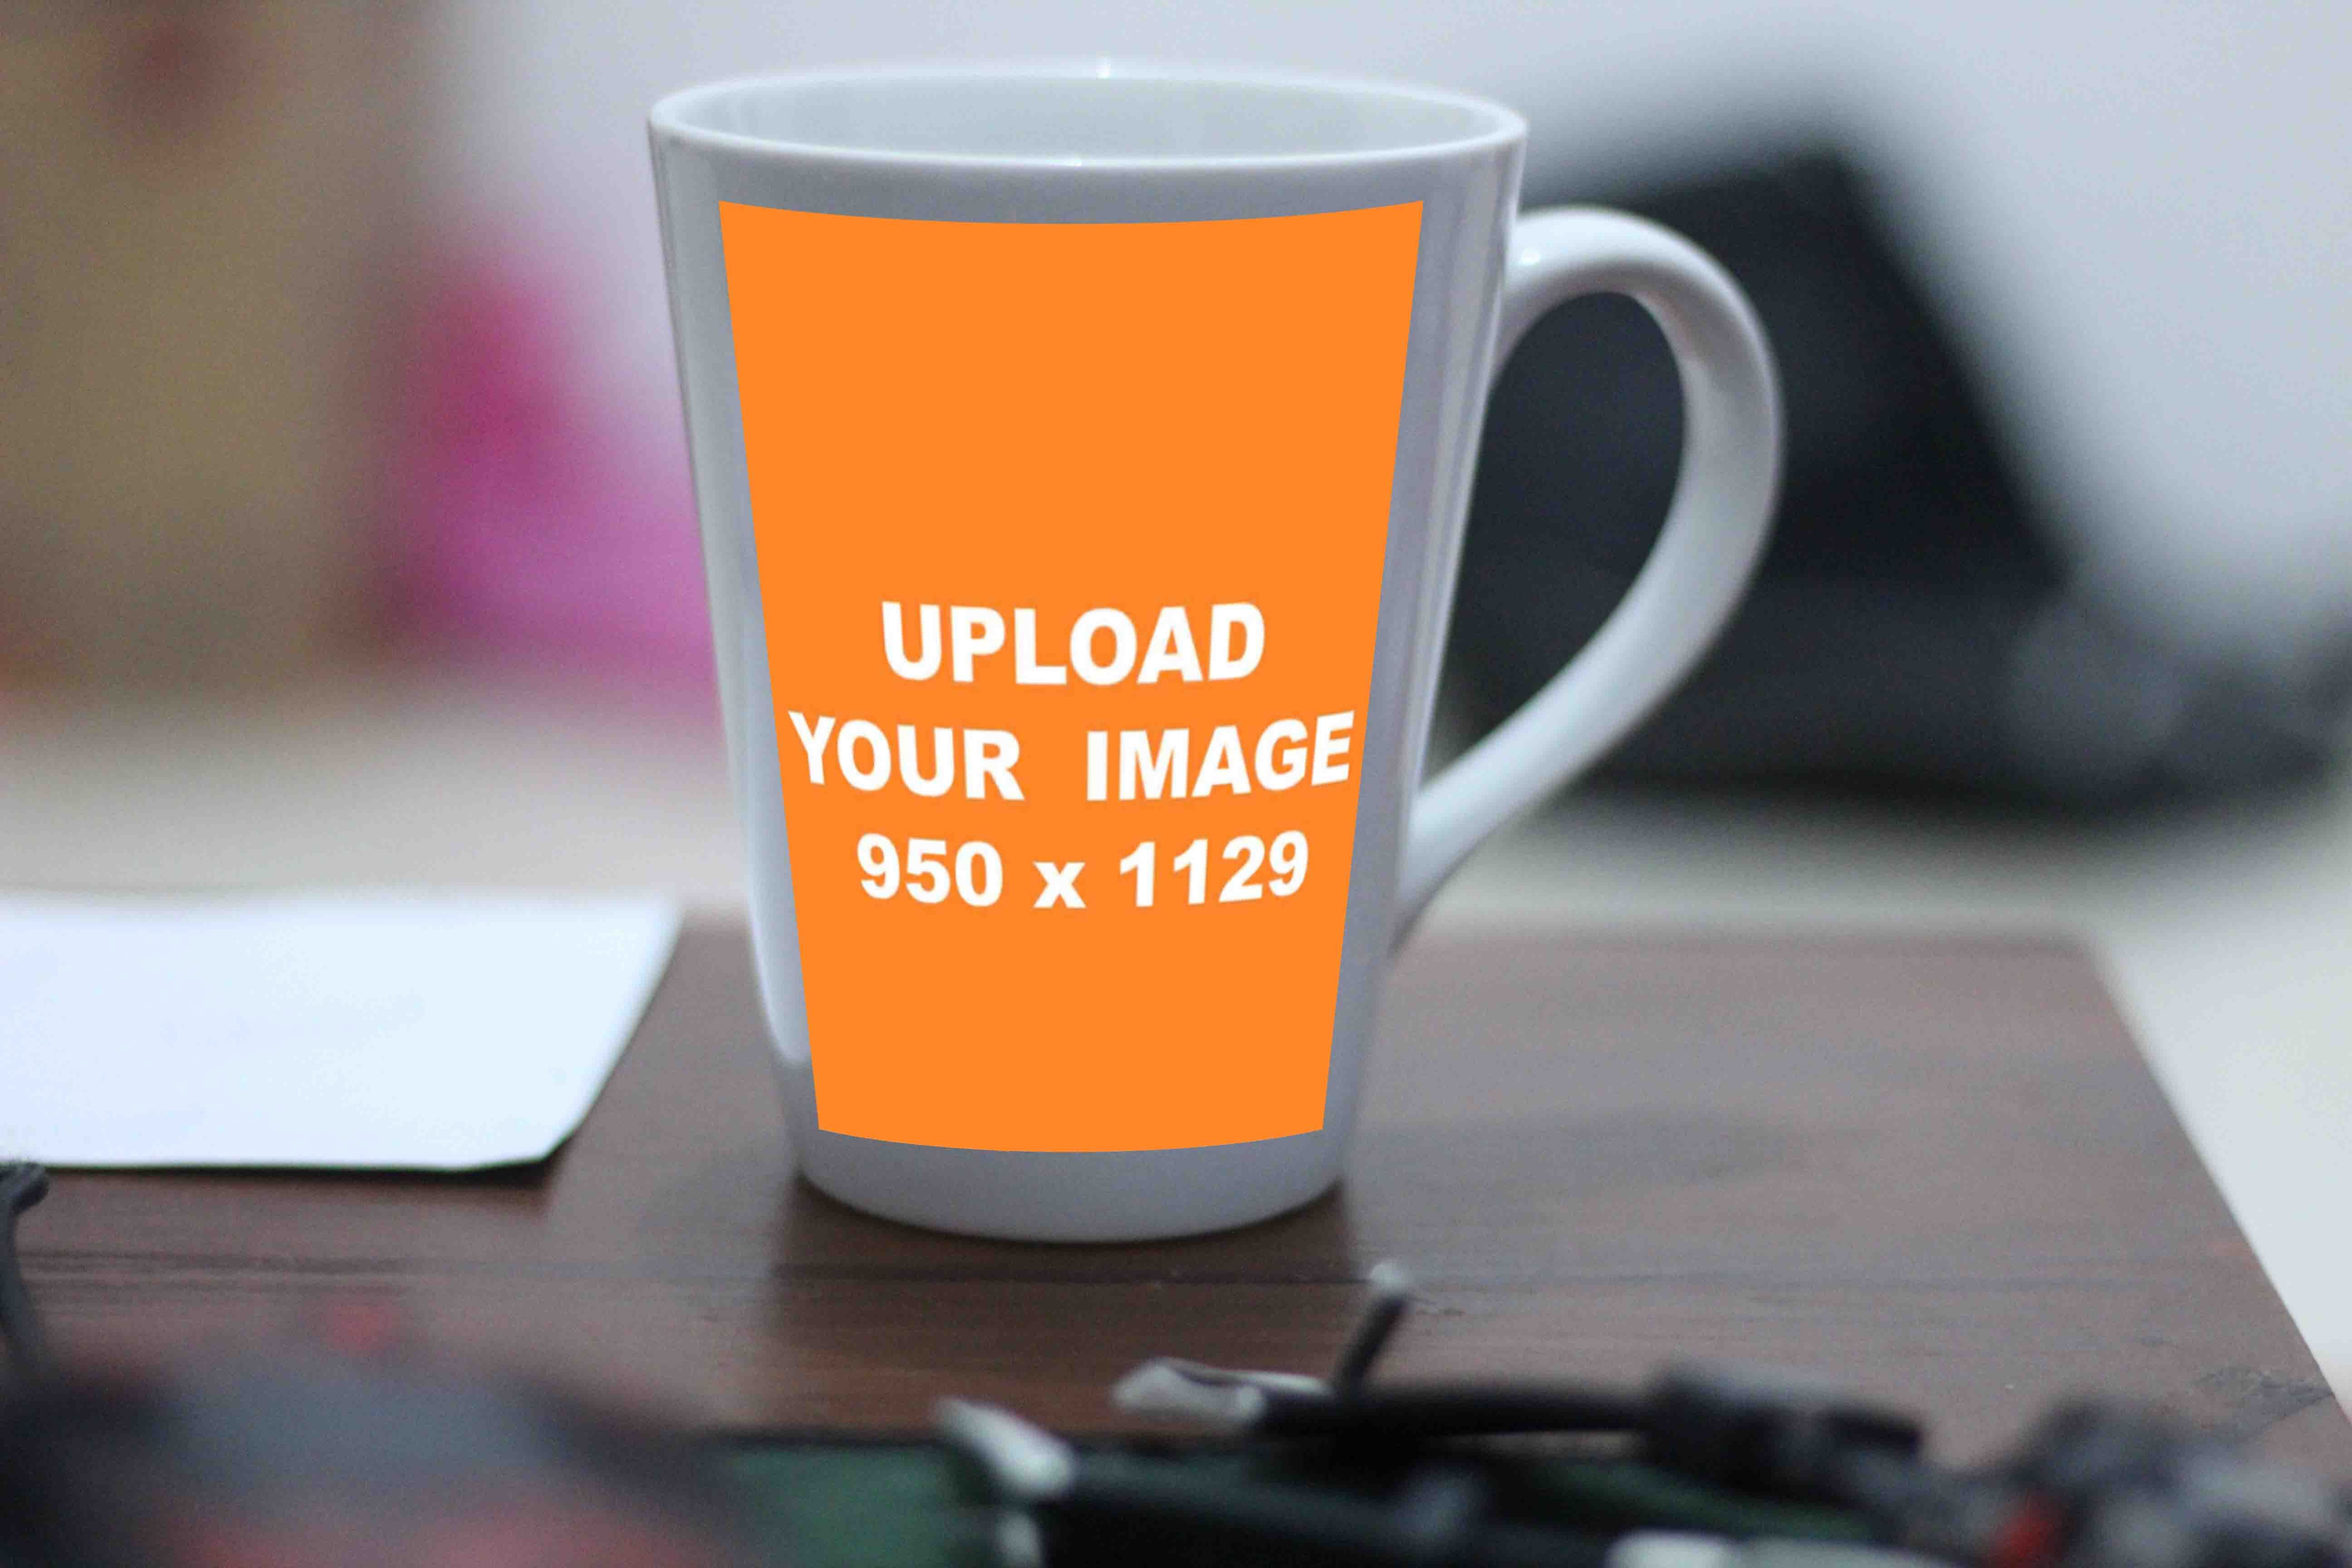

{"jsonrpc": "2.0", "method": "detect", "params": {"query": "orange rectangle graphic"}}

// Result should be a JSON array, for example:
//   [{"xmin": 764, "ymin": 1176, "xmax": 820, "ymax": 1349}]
[{"xmin": 720, "ymin": 199, "xmax": 1422, "ymax": 1151}]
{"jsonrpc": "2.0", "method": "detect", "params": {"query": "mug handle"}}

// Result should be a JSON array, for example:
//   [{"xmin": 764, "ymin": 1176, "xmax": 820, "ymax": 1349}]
[{"xmin": 1395, "ymin": 208, "xmax": 1783, "ymax": 932}]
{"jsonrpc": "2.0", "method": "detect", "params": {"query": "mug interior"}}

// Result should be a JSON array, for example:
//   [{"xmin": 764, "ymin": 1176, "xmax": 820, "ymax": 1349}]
[{"xmin": 654, "ymin": 64, "xmax": 1520, "ymax": 165}]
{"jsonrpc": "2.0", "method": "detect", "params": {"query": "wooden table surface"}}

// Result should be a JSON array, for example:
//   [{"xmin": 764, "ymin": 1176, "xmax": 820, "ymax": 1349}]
[{"xmin": 21, "ymin": 923, "xmax": 2347, "ymax": 1470}]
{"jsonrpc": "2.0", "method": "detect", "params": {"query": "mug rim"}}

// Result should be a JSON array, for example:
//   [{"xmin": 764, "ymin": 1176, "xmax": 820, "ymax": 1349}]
[{"xmin": 648, "ymin": 59, "xmax": 1527, "ymax": 175}]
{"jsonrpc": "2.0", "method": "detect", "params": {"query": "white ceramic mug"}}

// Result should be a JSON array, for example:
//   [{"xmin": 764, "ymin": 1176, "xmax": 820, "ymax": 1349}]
[{"xmin": 650, "ymin": 63, "xmax": 1779, "ymax": 1241}]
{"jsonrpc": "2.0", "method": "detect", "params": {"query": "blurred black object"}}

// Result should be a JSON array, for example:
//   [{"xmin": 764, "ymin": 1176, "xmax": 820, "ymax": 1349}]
[
  {"xmin": 961, "ymin": 1267, "xmax": 2352, "ymax": 1568},
  {"xmin": 0, "ymin": 1161, "xmax": 749, "ymax": 1568},
  {"xmin": 1447, "ymin": 150, "xmax": 2351, "ymax": 804},
  {"xmin": 0, "ymin": 1348, "xmax": 754, "ymax": 1568},
  {"xmin": 0, "ymin": 1349, "xmax": 754, "ymax": 1568},
  {"xmin": 0, "ymin": 1167, "xmax": 49, "ymax": 1384}
]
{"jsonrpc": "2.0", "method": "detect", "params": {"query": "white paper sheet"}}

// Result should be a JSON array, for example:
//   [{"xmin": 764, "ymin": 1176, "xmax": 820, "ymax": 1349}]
[{"xmin": 0, "ymin": 894, "xmax": 681, "ymax": 1170}]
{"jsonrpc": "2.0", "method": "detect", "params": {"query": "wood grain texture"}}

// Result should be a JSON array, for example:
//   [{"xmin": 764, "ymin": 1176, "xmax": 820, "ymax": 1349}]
[{"xmin": 20, "ymin": 923, "xmax": 2346, "ymax": 1470}]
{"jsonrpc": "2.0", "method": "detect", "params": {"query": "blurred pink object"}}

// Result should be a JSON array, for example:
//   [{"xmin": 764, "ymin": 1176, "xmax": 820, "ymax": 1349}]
[{"xmin": 392, "ymin": 255, "xmax": 712, "ymax": 681}]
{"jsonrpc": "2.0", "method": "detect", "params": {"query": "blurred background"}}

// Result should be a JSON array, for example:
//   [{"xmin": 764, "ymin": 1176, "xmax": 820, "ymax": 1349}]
[{"xmin": 3, "ymin": 0, "xmax": 2348, "ymax": 1389}]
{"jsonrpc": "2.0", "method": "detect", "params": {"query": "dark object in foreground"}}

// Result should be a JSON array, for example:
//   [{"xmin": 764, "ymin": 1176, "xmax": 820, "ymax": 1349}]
[
  {"xmin": 1447, "ymin": 148, "xmax": 2350, "ymax": 803},
  {"xmin": 0, "ymin": 1171, "xmax": 2344, "ymax": 1568},
  {"xmin": 0, "ymin": 1167, "xmax": 750, "ymax": 1567},
  {"xmin": 943, "ymin": 1267, "xmax": 2352, "ymax": 1568},
  {"xmin": 0, "ymin": 1352, "xmax": 753, "ymax": 1568}
]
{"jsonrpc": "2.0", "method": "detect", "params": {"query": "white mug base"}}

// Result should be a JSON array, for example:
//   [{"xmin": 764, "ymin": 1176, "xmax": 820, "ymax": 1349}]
[{"xmin": 779, "ymin": 1055, "xmax": 1347, "ymax": 1242}]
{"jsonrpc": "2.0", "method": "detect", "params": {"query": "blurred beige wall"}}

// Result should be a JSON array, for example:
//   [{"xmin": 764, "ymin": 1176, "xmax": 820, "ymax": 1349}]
[{"xmin": 0, "ymin": 2, "xmax": 426, "ymax": 684}]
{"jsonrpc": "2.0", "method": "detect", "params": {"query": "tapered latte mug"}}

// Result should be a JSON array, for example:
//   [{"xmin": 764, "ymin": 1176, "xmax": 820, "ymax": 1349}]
[{"xmin": 650, "ymin": 63, "xmax": 1779, "ymax": 1240}]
